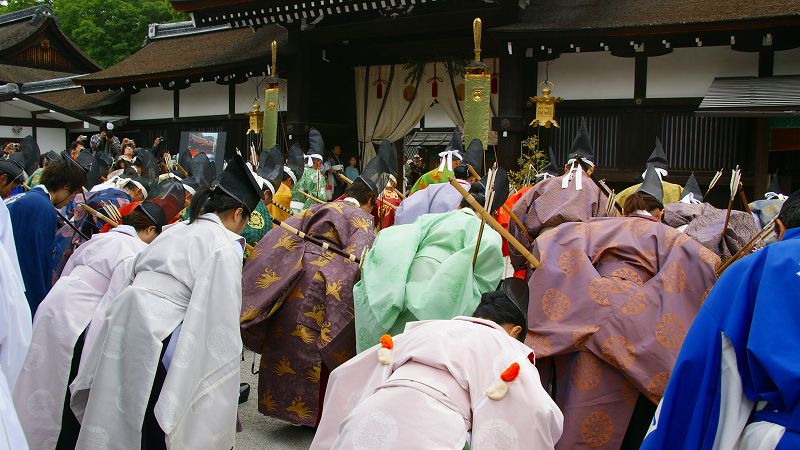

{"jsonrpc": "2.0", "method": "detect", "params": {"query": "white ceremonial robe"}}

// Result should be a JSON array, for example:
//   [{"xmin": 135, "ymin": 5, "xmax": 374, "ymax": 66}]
[
  {"xmin": 311, "ymin": 316, "xmax": 563, "ymax": 450},
  {"xmin": 70, "ymin": 213, "xmax": 244, "ymax": 450},
  {"xmin": 13, "ymin": 225, "xmax": 145, "ymax": 450}
]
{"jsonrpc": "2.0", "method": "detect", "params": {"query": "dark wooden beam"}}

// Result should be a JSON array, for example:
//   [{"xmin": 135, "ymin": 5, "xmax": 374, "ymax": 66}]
[
  {"xmin": 0, "ymin": 117, "xmax": 71, "ymax": 128},
  {"xmin": 758, "ymin": 48, "xmax": 774, "ymax": 77},
  {"xmin": 634, "ymin": 52, "xmax": 647, "ymax": 100},
  {"xmin": 493, "ymin": 40, "xmax": 524, "ymax": 170},
  {"xmin": 753, "ymin": 117, "xmax": 770, "ymax": 197},
  {"xmin": 173, "ymin": 89, "xmax": 179, "ymax": 119},
  {"xmin": 228, "ymin": 83, "xmax": 236, "ymax": 117}
]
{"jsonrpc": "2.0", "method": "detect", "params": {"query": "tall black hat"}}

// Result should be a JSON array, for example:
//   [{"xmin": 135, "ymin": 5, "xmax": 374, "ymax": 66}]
[
  {"xmin": 183, "ymin": 152, "xmax": 214, "ymax": 194},
  {"xmin": 488, "ymin": 168, "xmax": 510, "ymax": 215},
  {"xmin": 0, "ymin": 158, "xmax": 25, "ymax": 184},
  {"xmin": 637, "ymin": 164, "xmax": 664, "ymax": 206},
  {"xmin": 215, "ymin": 153, "xmax": 263, "ymax": 214},
  {"xmin": 257, "ymin": 145, "xmax": 284, "ymax": 195},
  {"xmin": 377, "ymin": 139, "xmax": 398, "ymax": 179},
  {"xmin": 646, "ymin": 137, "xmax": 669, "ymax": 170},
  {"xmin": 766, "ymin": 173, "xmax": 783, "ymax": 200},
  {"xmin": 133, "ymin": 148, "xmax": 159, "ymax": 185},
  {"xmin": 306, "ymin": 128, "xmax": 325, "ymax": 164},
  {"xmin": 139, "ymin": 178, "xmax": 186, "ymax": 228},
  {"xmin": 85, "ymin": 152, "xmax": 113, "ymax": 189},
  {"xmin": 447, "ymin": 127, "xmax": 464, "ymax": 153},
  {"xmin": 566, "ymin": 118, "xmax": 594, "ymax": 165},
  {"xmin": 497, "ymin": 277, "xmax": 530, "ymax": 330},
  {"xmin": 44, "ymin": 150, "xmax": 62, "ymax": 163},
  {"xmin": 539, "ymin": 146, "xmax": 561, "ymax": 179},
  {"xmin": 356, "ymin": 154, "xmax": 390, "ymax": 193},
  {"xmin": 680, "ymin": 172, "xmax": 703, "ymax": 203},
  {"xmin": 455, "ymin": 138, "xmax": 484, "ymax": 180},
  {"xmin": 76, "ymin": 150, "xmax": 94, "ymax": 172},
  {"xmin": 8, "ymin": 135, "xmax": 40, "ymax": 176},
  {"xmin": 285, "ymin": 143, "xmax": 305, "ymax": 183}
]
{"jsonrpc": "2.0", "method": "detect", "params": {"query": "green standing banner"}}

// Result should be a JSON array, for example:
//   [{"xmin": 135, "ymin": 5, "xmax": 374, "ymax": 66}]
[
  {"xmin": 463, "ymin": 73, "xmax": 491, "ymax": 150},
  {"xmin": 263, "ymin": 86, "xmax": 279, "ymax": 150}
]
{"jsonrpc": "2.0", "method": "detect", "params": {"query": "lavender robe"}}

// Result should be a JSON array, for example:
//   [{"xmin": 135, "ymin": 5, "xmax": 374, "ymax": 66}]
[
  {"xmin": 509, "ymin": 172, "xmax": 616, "ymax": 269},
  {"xmin": 663, "ymin": 202, "xmax": 759, "ymax": 262},
  {"xmin": 311, "ymin": 317, "xmax": 563, "ymax": 450},
  {"xmin": 527, "ymin": 217, "xmax": 719, "ymax": 449},
  {"xmin": 241, "ymin": 202, "xmax": 376, "ymax": 426},
  {"xmin": 394, "ymin": 180, "xmax": 470, "ymax": 226}
]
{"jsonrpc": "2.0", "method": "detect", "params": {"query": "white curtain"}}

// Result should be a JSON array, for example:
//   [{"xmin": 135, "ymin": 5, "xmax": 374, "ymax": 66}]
[{"xmin": 355, "ymin": 60, "xmax": 500, "ymax": 162}]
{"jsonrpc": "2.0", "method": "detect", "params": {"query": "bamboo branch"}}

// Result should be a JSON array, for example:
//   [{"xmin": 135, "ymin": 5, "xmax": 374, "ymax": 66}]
[{"xmin": 449, "ymin": 177, "xmax": 541, "ymax": 269}]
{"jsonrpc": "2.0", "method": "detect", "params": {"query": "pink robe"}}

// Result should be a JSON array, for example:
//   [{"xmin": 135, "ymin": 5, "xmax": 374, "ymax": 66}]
[{"xmin": 311, "ymin": 316, "xmax": 563, "ymax": 450}]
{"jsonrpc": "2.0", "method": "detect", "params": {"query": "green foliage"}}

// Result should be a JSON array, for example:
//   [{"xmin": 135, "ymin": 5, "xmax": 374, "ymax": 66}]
[
  {"xmin": 1, "ymin": 0, "xmax": 186, "ymax": 68},
  {"xmin": 508, "ymin": 135, "xmax": 550, "ymax": 191}
]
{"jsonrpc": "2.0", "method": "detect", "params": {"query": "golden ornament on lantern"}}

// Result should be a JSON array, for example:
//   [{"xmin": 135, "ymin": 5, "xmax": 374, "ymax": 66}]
[
  {"xmin": 530, "ymin": 80, "xmax": 562, "ymax": 128},
  {"xmin": 247, "ymin": 98, "xmax": 264, "ymax": 134}
]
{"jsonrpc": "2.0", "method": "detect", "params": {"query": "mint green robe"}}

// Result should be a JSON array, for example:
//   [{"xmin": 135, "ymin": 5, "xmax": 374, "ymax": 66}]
[
  {"xmin": 353, "ymin": 208, "xmax": 504, "ymax": 352},
  {"xmin": 291, "ymin": 167, "xmax": 326, "ymax": 208}
]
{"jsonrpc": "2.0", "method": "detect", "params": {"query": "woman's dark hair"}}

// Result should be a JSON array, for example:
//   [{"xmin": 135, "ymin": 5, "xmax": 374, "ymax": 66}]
[
  {"xmin": 41, "ymin": 159, "xmax": 86, "ymax": 193},
  {"xmin": 473, "ymin": 291, "xmax": 526, "ymax": 342},
  {"xmin": 188, "ymin": 188, "xmax": 250, "ymax": 223},
  {"xmin": 623, "ymin": 191, "xmax": 664, "ymax": 216},
  {"xmin": 123, "ymin": 207, "xmax": 160, "ymax": 233},
  {"xmin": 344, "ymin": 178, "xmax": 376, "ymax": 206}
]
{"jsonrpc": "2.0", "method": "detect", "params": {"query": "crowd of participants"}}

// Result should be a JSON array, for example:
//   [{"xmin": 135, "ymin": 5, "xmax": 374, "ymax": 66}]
[{"xmin": 0, "ymin": 118, "xmax": 797, "ymax": 449}]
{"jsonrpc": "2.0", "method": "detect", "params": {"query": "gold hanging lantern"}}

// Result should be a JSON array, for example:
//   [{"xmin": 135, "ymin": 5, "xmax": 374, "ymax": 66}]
[
  {"xmin": 530, "ymin": 80, "xmax": 562, "ymax": 128},
  {"xmin": 247, "ymin": 98, "xmax": 264, "ymax": 134}
]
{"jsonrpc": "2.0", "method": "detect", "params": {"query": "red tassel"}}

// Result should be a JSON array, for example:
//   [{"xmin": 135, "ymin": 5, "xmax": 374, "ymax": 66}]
[
  {"xmin": 376, "ymin": 82, "xmax": 383, "ymax": 99},
  {"xmin": 431, "ymin": 80, "xmax": 438, "ymax": 98},
  {"xmin": 491, "ymin": 73, "xmax": 498, "ymax": 94}
]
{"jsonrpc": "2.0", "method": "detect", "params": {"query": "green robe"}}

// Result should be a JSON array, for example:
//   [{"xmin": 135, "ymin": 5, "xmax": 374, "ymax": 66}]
[
  {"xmin": 291, "ymin": 167, "xmax": 326, "ymax": 208},
  {"xmin": 353, "ymin": 208, "xmax": 504, "ymax": 352},
  {"xmin": 24, "ymin": 168, "xmax": 43, "ymax": 189},
  {"xmin": 409, "ymin": 168, "xmax": 454, "ymax": 195},
  {"xmin": 241, "ymin": 200, "xmax": 272, "ymax": 252}
]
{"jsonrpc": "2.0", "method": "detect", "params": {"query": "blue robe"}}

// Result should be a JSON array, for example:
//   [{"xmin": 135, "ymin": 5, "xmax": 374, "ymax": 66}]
[
  {"xmin": 641, "ymin": 227, "xmax": 800, "ymax": 450},
  {"xmin": 5, "ymin": 186, "xmax": 57, "ymax": 315}
]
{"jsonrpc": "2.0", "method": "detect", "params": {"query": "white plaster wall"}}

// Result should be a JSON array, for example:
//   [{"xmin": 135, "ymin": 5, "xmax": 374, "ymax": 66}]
[
  {"xmin": 0, "ymin": 102, "xmax": 34, "ymax": 119},
  {"xmin": 130, "ymin": 87, "xmax": 173, "ymax": 121},
  {"xmin": 235, "ymin": 79, "xmax": 289, "ymax": 114},
  {"xmin": 423, "ymin": 102, "xmax": 455, "ymax": 128},
  {"xmin": 36, "ymin": 127, "xmax": 66, "ymax": 152},
  {"xmin": 538, "ymin": 52, "xmax": 635, "ymax": 100},
  {"xmin": 647, "ymin": 46, "xmax": 757, "ymax": 98},
  {"xmin": 179, "ymin": 81, "xmax": 228, "ymax": 117},
  {"xmin": 0, "ymin": 125, "xmax": 32, "ymax": 139},
  {"xmin": 774, "ymin": 47, "xmax": 800, "ymax": 76}
]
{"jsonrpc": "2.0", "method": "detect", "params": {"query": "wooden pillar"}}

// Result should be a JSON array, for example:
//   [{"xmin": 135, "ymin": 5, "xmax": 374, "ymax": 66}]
[
  {"xmin": 753, "ymin": 117, "xmax": 770, "ymax": 198},
  {"xmin": 758, "ymin": 48, "xmax": 774, "ymax": 78},
  {"xmin": 286, "ymin": 26, "xmax": 310, "ymax": 143},
  {"xmin": 493, "ymin": 40, "xmax": 525, "ymax": 170}
]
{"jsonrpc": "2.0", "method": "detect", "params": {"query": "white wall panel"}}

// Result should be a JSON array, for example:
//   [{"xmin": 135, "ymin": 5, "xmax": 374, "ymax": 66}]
[
  {"xmin": 179, "ymin": 82, "xmax": 228, "ymax": 117},
  {"xmin": 130, "ymin": 87, "xmax": 173, "ymax": 121},
  {"xmin": 647, "ymin": 47, "xmax": 757, "ymax": 98},
  {"xmin": 538, "ymin": 52, "xmax": 635, "ymax": 100},
  {"xmin": 235, "ymin": 79, "xmax": 288, "ymax": 114},
  {"xmin": 0, "ymin": 125, "xmax": 32, "ymax": 139},
  {"xmin": 36, "ymin": 127, "xmax": 66, "ymax": 153},
  {"xmin": 774, "ymin": 47, "xmax": 800, "ymax": 76},
  {"xmin": 423, "ymin": 102, "xmax": 456, "ymax": 128}
]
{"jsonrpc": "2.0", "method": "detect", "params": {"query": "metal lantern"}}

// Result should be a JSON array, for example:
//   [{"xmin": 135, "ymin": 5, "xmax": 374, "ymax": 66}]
[
  {"xmin": 247, "ymin": 98, "xmax": 264, "ymax": 134},
  {"xmin": 530, "ymin": 80, "xmax": 562, "ymax": 128}
]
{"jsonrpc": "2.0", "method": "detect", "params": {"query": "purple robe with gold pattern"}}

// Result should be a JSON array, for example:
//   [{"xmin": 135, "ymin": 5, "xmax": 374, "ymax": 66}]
[
  {"xmin": 663, "ymin": 202, "xmax": 759, "ymax": 263},
  {"xmin": 241, "ymin": 201, "xmax": 376, "ymax": 426},
  {"xmin": 526, "ymin": 216, "xmax": 719, "ymax": 449},
  {"xmin": 509, "ymin": 172, "xmax": 617, "ymax": 269}
]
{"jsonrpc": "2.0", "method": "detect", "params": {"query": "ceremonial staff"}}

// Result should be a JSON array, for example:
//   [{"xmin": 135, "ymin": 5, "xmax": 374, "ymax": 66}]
[
  {"xmin": 272, "ymin": 218, "xmax": 361, "ymax": 264},
  {"xmin": 269, "ymin": 200, "xmax": 292, "ymax": 216},
  {"xmin": 297, "ymin": 189, "xmax": 326, "ymax": 205},
  {"xmin": 471, "ymin": 167, "xmax": 496, "ymax": 269},
  {"xmin": 502, "ymin": 204, "xmax": 533, "ymax": 242},
  {"xmin": 449, "ymin": 176, "xmax": 541, "ymax": 269},
  {"xmin": 55, "ymin": 208, "xmax": 90, "ymax": 241}
]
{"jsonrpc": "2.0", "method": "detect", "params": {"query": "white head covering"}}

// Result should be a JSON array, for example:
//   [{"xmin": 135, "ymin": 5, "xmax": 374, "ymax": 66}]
[
  {"xmin": 283, "ymin": 166, "xmax": 297, "ymax": 184},
  {"xmin": 305, "ymin": 154, "xmax": 323, "ymax": 167},
  {"xmin": 561, "ymin": 157, "xmax": 595, "ymax": 191},
  {"xmin": 437, "ymin": 150, "xmax": 463, "ymax": 173}
]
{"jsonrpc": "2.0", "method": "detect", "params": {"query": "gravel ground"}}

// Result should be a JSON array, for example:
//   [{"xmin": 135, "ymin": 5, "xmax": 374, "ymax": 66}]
[{"xmin": 236, "ymin": 350, "xmax": 316, "ymax": 449}]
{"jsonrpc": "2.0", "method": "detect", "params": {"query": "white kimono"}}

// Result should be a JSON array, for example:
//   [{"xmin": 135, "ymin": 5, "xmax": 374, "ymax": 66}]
[
  {"xmin": 0, "ymin": 200, "xmax": 31, "ymax": 450},
  {"xmin": 13, "ymin": 225, "xmax": 145, "ymax": 450},
  {"xmin": 311, "ymin": 316, "xmax": 563, "ymax": 450},
  {"xmin": 70, "ymin": 213, "xmax": 245, "ymax": 449}
]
